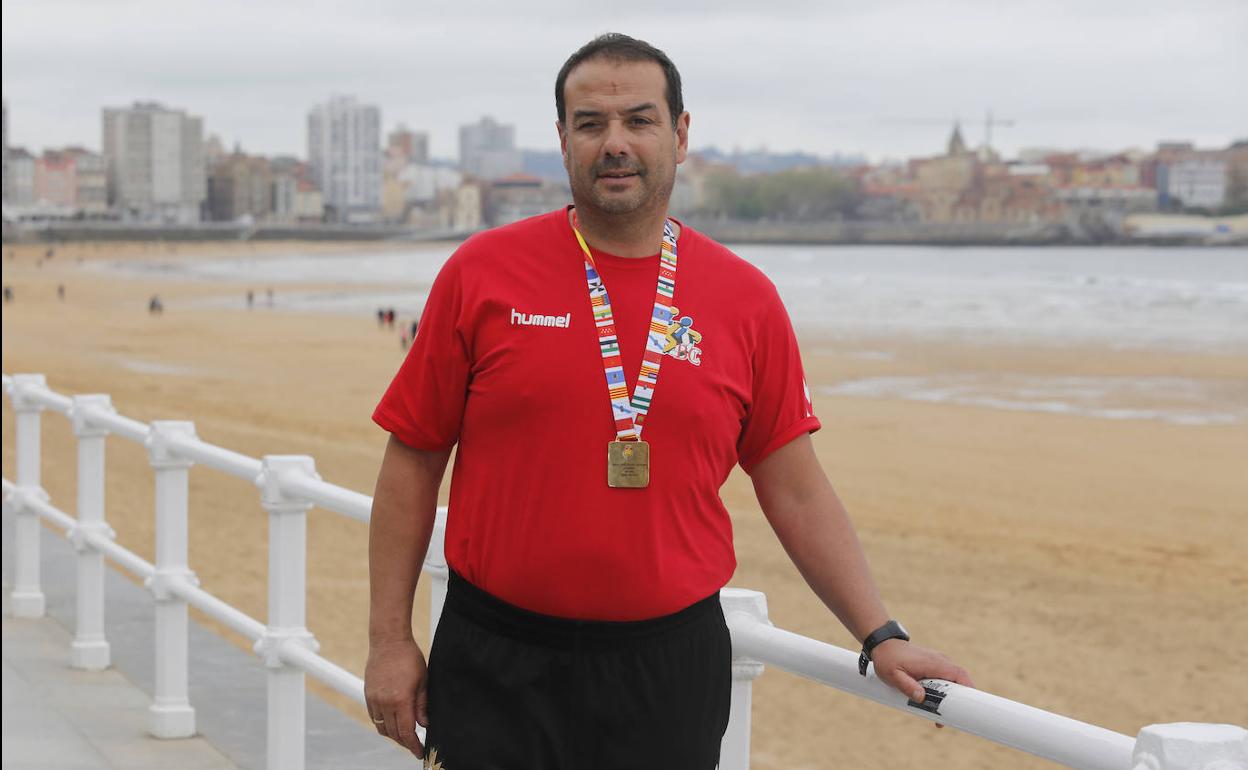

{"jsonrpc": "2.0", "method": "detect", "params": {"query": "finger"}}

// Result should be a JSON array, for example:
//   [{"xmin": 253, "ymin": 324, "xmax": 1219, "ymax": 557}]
[
  {"xmin": 366, "ymin": 703, "xmax": 386, "ymax": 736},
  {"xmin": 921, "ymin": 657, "xmax": 971, "ymax": 688},
  {"xmin": 394, "ymin": 702, "xmax": 424, "ymax": 758},
  {"xmin": 415, "ymin": 680, "xmax": 430, "ymax": 729},
  {"xmin": 951, "ymin": 666, "xmax": 975, "ymax": 689},
  {"xmin": 382, "ymin": 709, "xmax": 401, "ymax": 746},
  {"xmin": 892, "ymin": 669, "xmax": 926, "ymax": 703}
]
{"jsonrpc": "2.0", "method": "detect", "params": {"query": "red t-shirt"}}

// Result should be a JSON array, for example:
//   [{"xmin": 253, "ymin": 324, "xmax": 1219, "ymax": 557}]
[{"xmin": 374, "ymin": 208, "xmax": 819, "ymax": 620}]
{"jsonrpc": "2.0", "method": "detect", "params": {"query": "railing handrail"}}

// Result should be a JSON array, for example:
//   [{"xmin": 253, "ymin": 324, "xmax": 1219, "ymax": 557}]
[
  {"xmin": 4, "ymin": 371, "xmax": 1243, "ymax": 770},
  {"xmin": 725, "ymin": 611, "xmax": 1135, "ymax": 770}
]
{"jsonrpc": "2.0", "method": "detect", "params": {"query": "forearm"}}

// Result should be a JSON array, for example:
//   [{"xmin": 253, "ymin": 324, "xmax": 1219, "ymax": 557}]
[
  {"xmin": 751, "ymin": 436, "xmax": 889, "ymax": 642},
  {"xmin": 368, "ymin": 437, "xmax": 450, "ymax": 644},
  {"xmin": 753, "ymin": 437, "xmax": 975, "ymax": 703},
  {"xmin": 772, "ymin": 483, "xmax": 889, "ymax": 641}
]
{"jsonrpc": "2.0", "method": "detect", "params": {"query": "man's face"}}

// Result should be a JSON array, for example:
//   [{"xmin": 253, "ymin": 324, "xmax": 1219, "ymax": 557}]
[{"xmin": 558, "ymin": 58, "xmax": 689, "ymax": 218}]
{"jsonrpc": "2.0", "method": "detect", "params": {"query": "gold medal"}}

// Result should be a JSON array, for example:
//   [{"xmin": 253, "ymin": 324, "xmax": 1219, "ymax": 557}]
[
  {"xmin": 607, "ymin": 440, "xmax": 650, "ymax": 488},
  {"xmin": 573, "ymin": 213, "xmax": 677, "ymax": 489}
]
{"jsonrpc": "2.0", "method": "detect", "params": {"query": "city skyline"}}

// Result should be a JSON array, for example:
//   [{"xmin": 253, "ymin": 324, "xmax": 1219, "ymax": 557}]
[{"xmin": 3, "ymin": 0, "xmax": 1246, "ymax": 163}]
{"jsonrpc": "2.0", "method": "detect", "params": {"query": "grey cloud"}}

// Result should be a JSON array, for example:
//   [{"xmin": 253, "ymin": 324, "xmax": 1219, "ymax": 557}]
[{"xmin": 3, "ymin": 0, "xmax": 1246, "ymax": 160}]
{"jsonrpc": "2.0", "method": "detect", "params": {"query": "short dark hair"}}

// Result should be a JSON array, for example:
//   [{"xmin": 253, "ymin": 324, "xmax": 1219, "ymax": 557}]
[{"xmin": 555, "ymin": 33, "xmax": 684, "ymax": 128}]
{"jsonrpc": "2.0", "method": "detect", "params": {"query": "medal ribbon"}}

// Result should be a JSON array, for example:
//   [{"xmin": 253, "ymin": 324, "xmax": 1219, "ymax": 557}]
[{"xmin": 572, "ymin": 214, "xmax": 678, "ymax": 441}]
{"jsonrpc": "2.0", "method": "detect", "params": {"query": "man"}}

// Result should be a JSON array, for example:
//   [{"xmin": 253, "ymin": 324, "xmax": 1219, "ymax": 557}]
[{"xmin": 366, "ymin": 33, "xmax": 972, "ymax": 770}]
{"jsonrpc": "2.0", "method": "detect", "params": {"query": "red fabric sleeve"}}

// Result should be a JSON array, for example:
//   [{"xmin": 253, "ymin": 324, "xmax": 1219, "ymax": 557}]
[
  {"xmin": 737, "ymin": 285, "xmax": 821, "ymax": 473},
  {"xmin": 372, "ymin": 253, "xmax": 472, "ymax": 450}
]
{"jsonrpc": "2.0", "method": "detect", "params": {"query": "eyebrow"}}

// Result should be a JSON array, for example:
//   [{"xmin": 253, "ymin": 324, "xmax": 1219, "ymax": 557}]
[{"xmin": 571, "ymin": 103, "xmax": 659, "ymax": 121}]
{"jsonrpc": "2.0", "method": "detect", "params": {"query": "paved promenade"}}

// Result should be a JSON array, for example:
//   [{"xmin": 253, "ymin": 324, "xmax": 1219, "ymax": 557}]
[
  {"xmin": 2, "ymin": 506, "xmax": 414, "ymax": 769},
  {"xmin": 3, "ymin": 604, "xmax": 243, "ymax": 770}
]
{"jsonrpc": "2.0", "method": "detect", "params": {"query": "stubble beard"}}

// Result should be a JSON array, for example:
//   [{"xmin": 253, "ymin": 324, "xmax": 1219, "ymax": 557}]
[{"xmin": 569, "ymin": 155, "xmax": 676, "ymax": 221}]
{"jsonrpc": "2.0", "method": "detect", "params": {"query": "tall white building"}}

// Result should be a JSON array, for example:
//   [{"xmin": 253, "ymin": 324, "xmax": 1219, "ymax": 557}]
[
  {"xmin": 307, "ymin": 95, "xmax": 382, "ymax": 222},
  {"xmin": 459, "ymin": 116, "xmax": 522, "ymax": 180},
  {"xmin": 1167, "ymin": 151, "xmax": 1228, "ymax": 210},
  {"xmin": 4, "ymin": 147, "xmax": 35, "ymax": 207},
  {"xmin": 102, "ymin": 102, "xmax": 206, "ymax": 223}
]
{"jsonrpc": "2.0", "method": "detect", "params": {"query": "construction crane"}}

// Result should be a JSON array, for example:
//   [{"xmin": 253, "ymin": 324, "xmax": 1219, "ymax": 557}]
[{"xmin": 982, "ymin": 111, "xmax": 1016, "ymax": 154}]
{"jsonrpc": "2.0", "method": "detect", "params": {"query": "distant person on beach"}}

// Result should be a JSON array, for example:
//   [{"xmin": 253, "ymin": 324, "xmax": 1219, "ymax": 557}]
[
  {"xmin": 377, "ymin": 308, "xmax": 386, "ymax": 328},
  {"xmin": 57, "ymin": 284, "xmax": 65, "ymax": 301},
  {"xmin": 148, "ymin": 295, "xmax": 163, "ymax": 315},
  {"xmin": 366, "ymin": 33, "xmax": 973, "ymax": 768},
  {"xmin": 3, "ymin": 286, "xmax": 12, "ymax": 303},
  {"xmin": 247, "ymin": 290, "xmax": 255, "ymax": 309},
  {"xmin": 400, "ymin": 318, "xmax": 420, "ymax": 350}
]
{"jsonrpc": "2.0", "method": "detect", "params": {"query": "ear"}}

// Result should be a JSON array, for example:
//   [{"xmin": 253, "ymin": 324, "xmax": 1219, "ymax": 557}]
[
  {"xmin": 674, "ymin": 111, "xmax": 690, "ymax": 165},
  {"xmin": 557, "ymin": 120, "xmax": 570, "ymax": 169}
]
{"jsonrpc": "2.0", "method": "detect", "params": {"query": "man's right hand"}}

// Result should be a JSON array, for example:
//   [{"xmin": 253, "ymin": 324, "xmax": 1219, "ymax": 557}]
[{"xmin": 364, "ymin": 638, "xmax": 430, "ymax": 759}]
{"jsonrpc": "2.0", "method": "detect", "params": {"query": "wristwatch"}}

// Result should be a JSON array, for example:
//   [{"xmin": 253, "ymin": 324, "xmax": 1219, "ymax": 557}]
[{"xmin": 858, "ymin": 620, "xmax": 910, "ymax": 676}]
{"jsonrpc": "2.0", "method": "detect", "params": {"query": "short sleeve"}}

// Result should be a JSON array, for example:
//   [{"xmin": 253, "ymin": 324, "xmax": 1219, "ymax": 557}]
[
  {"xmin": 372, "ymin": 253, "xmax": 472, "ymax": 450},
  {"xmin": 736, "ymin": 284, "xmax": 821, "ymax": 473}
]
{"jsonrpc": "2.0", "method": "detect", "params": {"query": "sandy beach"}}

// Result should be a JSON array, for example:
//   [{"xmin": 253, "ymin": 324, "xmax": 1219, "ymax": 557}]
[{"xmin": 3, "ymin": 240, "xmax": 1246, "ymax": 769}]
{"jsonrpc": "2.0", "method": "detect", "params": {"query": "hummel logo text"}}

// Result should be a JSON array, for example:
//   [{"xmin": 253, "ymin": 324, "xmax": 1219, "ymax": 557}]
[{"xmin": 511, "ymin": 308, "xmax": 571, "ymax": 328}]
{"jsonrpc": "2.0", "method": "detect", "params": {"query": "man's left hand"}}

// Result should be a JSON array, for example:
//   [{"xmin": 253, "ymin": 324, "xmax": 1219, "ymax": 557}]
[{"xmin": 870, "ymin": 639, "xmax": 974, "ymax": 727}]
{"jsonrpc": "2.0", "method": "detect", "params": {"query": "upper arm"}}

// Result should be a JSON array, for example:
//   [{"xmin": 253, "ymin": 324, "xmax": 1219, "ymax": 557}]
[
  {"xmin": 735, "ymin": 278, "xmax": 820, "ymax": 472},
  {"xmin": 372, "ymin": 253, "xmax": 473, "ymax": 451},
  {"xmin": 372, "ymin": 435, "xmax": 451, "ymax": 512},
  {"xmin": 748, "ymin": 433, "xmax": 827, "ymax": 520}
]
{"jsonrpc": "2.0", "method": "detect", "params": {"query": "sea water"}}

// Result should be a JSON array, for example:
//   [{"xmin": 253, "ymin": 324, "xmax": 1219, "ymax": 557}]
[
  {"xmin": 102, "ymin": 243, "xmax": 1248, "ymax": 352},
  {"xmin": 96, "ymin": 243, "xmax": 1248, "ymax": 425}
]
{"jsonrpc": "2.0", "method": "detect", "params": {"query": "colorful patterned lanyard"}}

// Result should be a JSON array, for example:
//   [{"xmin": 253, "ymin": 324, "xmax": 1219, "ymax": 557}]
[{"xmin": 571, "ymin": 213, "xmax": 678, "ymax": 442}]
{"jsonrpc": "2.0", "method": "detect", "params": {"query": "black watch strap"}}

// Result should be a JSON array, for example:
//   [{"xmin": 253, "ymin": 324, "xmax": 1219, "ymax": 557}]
[{"xmin": 858, "ymin": 620, "xmax": 910, "ymax": 676}]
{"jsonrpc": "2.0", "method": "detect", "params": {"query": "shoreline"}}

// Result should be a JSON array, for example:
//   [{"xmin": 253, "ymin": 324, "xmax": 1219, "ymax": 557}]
[
  {"xmin": 7, "ymin": 215, "xmax": 1248, "ymax": 248},
  {"xmin": 3, "ymin": 240, "xmax": 1245, "ymax": 769},
  {"xmin": 22, "ymin": 240, "xmax": 1244, "ymax": 358}
]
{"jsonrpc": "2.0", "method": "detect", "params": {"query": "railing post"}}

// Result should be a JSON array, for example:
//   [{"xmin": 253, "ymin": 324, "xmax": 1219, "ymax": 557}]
[
  {"xmin": 256, "ymin": 455, "xmax": 320, "ymax": 770},
  {"xmin": 1132, "ymin": 723, "xmax": 1247, "ymax": 769},
  {"xmin": 426, "ymin": 507, "xmax": 449, "ymax": 642},
  {"xmin": 719, "ymin": 588, "xmax": 770, "ymax": 770},
  {"xmin": 68, "ymin": 394, "xmax": 117, "ymax": 670},
  {"xmin": 144, "ymin": 421, "xmax": 199, "ymax": 738},
  {"xmin": 9, "ymin": 373, "xmax": 49, "ymax": 618}
]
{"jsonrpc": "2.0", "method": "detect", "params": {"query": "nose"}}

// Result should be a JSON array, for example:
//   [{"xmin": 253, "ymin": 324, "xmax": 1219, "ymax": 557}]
[{"xmin": 602, "ymin": 118, "xmax": 630, "ymax": 159}]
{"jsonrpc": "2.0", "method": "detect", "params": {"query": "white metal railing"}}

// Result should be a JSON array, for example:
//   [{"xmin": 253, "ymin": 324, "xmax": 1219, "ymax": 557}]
[
  {"xmin": 0, "ymin": 372, "xmax": 443, "ymax": 770},
  {"xmin": 2, "ymin": 372, "xmax": 1244, "ymax": 770}
]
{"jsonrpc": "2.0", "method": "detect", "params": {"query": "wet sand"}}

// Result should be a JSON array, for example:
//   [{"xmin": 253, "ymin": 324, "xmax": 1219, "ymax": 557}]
[{"xmin": 3, "ymin": 241, "xmax": 1246, "ymax": 769}]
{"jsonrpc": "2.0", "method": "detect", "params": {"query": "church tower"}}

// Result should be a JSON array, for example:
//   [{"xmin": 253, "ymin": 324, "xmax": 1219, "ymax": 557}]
[{"xmin": 947, "ymin": 122, "xmax": 968, "ymax": 156}]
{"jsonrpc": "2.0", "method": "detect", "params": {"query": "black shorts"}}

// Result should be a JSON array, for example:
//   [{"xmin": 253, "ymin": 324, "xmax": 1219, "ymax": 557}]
[{"xmin": 425, "ymin": 571, "xmax": 732, "ymax": 770}]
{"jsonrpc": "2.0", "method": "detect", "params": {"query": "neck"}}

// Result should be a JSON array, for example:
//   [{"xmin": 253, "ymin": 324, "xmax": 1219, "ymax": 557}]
[{"xmin": 569, "ymin": 204, "xmax": 677, "ymax": 258}]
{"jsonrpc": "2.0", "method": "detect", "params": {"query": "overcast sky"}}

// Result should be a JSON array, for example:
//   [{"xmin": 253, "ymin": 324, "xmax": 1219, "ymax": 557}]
[{"xmin": 3, "ymin": 0, "xmax": 1246, "ymax": 163}]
